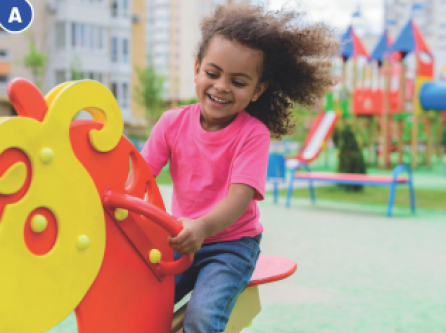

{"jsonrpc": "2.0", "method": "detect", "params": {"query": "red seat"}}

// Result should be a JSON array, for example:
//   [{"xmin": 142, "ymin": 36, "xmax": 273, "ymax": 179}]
[{"xmin": 248, "ymin": 256, "xmax": 297, "ymax": 287}]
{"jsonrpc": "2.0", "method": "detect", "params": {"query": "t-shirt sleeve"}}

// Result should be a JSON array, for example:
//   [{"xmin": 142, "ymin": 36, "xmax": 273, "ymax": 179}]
[
  {"xmin": 140, "ymin": 114, "xmax": 170, "ymax": 176},
  {"xmin": 231, "ymin": 133, "xmax": 270, "ymax": 201}
]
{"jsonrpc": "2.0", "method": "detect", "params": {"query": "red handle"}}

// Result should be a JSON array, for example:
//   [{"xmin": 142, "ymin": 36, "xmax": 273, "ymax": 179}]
[{"xmin": 102, "ymin": 190, "xmax": 193, "ymax": 276}]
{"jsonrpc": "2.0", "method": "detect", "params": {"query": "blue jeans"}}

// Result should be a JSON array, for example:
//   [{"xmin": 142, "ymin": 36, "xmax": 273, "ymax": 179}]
[{"xmin": 174, "ymin": 234, "xmax": 262, "ymax": 333}]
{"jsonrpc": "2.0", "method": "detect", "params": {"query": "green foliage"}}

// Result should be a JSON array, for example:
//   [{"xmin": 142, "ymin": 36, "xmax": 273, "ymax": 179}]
[
  {"xmin": 281, "ymin": 103, "xmax": 315, "ymax": 143},
  {"xmin": 133, "ymin": 61, "xmax": 165, "ymax": 126},
  {"xmin": 70, "ymin": 55, "xmax": 83, "ymax": 80},
  {"xmin": 333, "ymin": 125, "xmax": 367, "ymax": 191},
  {"xmin": 23, "ymin": 41, "xmax": 48, "ymax": 90},
  {"xmin": 176, "ymin": 96, "xmax": 199, "ymax": 106}
]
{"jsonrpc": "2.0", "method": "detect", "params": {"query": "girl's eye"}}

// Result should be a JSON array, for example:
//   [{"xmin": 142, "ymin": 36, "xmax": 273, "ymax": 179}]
[
  {"xmin": 206, "ymin": 71, "xmax": 217, "ymax": 78},
  {"xmin": 233, "ymin": 81, "xmax": 246, "ymax": 87}
]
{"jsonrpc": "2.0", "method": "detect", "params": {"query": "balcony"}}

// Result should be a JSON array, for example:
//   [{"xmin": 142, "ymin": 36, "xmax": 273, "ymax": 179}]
[{"xmin": 0, "ymin": 84, "xmax": 8, "ymax": 100}]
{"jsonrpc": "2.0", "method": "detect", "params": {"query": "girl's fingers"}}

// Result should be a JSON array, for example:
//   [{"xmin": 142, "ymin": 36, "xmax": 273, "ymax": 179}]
[{"xmin": 169, "ymin": 229, "xmax": 189, "ymax": 245}]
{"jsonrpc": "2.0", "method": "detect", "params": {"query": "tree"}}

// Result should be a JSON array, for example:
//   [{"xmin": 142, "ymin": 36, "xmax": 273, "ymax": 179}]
[
  {"xmin": 70, "ymin": 55, "xmax": 83, "ymax": 80},
  {"xmin": 23, "ymin": 41, "xmax": 48, "ymax": 91},
  {"xmin": 333, "ymin": 125, "xmax": 367, "ymax": 191},
  {"xmin": 133, "ymin": 60, "xmax": 165, "ymax": 127}
]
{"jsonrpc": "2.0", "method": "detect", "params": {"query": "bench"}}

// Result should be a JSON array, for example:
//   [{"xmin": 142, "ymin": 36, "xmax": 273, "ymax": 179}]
[{"xmin": 286, "ymin": 164, "xmax": 415, "ymax": 217}]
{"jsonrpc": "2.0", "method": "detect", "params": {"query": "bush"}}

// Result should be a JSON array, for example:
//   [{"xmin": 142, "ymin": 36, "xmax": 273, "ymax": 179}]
[{"xmin": 334, "ymin": 125, "xmax": 367, "ymax": 192}]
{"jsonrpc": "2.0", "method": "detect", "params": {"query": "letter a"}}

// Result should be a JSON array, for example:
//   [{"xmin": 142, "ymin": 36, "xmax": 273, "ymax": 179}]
[{"xmin": 9, "ymin": 7, "xmax": 22, "ymax": 23}]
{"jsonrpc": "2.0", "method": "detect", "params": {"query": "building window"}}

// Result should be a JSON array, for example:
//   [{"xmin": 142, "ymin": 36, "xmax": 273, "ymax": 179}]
[
  {"xmin": 71, "ymin": 23, "xmax": 77, "ymax": 47},
  {"xmin": 85, "ymin": 25, "xmax": 91, "ymax": 49},
  {"xmin": 55, "ymin": 22, "xmax": 66, "ymax": 50},
  {"xmin": 55, "ymin": 71, "xmax": 66, "ymax": 85},
  {"xmin": 112, "ymin": 0, "xmax": 118, "ymax": 17},
  {"xmin": 111, "ymin": 82, "xmax": 118, "ymax": 99},
  {"xmin": 0, "ymin": 49, "xmax": 8, "ymax": 60},
  {"xmin": 78, "ymin": 24, "xmax": 85, "ymax": 47},
  {"xmin": 123, "ymin": 0, "xmax": 129, "ymax": 16},
  {"xmin": 122, "ymin": 38, "xmax": 129, "ymax": 62},
  {"xmin": 90, "ymin": 26, "xmax": 95, "ymax": 49},
  {"xmin": 0, "ymin": 75, "xmax": 9, "ymax": 84},
  {"xmin": 122, "ymin": 82, "xmax": 128, "ymax": 107},
  {"xmin": 111, "ymin": 37, "xmax": 118, "ymax": 62}
]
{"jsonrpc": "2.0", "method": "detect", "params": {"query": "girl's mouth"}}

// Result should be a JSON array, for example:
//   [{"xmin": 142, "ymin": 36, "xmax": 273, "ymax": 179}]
[{"xmin": 207, "ymin": 94, "xmax": 231, "ymax": 105}]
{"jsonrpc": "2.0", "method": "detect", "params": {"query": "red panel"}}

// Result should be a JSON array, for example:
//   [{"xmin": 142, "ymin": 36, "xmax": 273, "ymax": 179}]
[
  {"xmin": 24, "ymin": 207, "xmax": 58, "ymax": 256},
  {"xmin": 353, "ymin": 89, "xmax": 385, "ymax": 115},
  {"xmin": 248, "ymin": 256, "xmax": 297, "ymax": 287},
  {"xmin": 7, "ymin": 78, "xmax": 48, "ymax": 121},
  {"xmin": 413, "ymin": 22, "xmax": 433, "ymax": 56},
  {"xmin": 70, "ymin": 121, "xmax": 175, "ymax": 333},
  {"xmin": 417, "ymin": 57, "xmax": 434, "ymax": 77},
  {"xmin": 0, "ymin": 149, "xmax": 32, "ymax": 220}
]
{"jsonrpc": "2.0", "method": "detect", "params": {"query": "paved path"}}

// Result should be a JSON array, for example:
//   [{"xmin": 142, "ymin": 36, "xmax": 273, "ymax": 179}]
[{"xmin": 47, "ymin": 186, "xmax": 446, "ymax": 333}]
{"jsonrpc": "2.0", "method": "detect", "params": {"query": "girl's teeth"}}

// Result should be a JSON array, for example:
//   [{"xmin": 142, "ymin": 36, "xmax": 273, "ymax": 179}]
[{"xmin": 210, "ymin": 95, "xmax": 229, "ymax": 104}]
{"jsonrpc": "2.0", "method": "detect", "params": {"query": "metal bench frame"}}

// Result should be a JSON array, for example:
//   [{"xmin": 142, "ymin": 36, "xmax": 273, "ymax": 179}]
[{"xmin": 286, "ymin": 163, "xmax": 416, "ymax": 217}]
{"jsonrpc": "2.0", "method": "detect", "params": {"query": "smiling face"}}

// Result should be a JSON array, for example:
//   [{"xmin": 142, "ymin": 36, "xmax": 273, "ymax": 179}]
[{"xmin": 194, "ymin": 36, "xmax": 268, "ymax": 132}]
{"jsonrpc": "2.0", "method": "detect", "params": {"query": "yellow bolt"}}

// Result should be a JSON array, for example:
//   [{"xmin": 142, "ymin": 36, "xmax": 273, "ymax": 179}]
[
  {"xmin": 30, "ymin": 215, "xmax": 47, "ymax": 233},
  {"xmin": 246, "ymin": 321, "xmax": 252, "ymax": 328},
  {"xmin": 149, "ymin": 249, "xmax": 162, "ymax": 264},
  {"xmin": 77, "ymin": 235, "xmax": 90, "ymax": 250},
  {"xmin": 40, "ymin": 148, "xmax": 54, "ymax": 163},
  {"xmin": 114, "ymin": 208, "xmax": 128, "ymax": 221}
]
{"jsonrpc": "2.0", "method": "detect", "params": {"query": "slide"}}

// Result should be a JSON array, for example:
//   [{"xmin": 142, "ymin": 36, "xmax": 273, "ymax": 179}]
[{"xmin": 288, "ymin": 110, "xmax": 338, "ymax": 165}]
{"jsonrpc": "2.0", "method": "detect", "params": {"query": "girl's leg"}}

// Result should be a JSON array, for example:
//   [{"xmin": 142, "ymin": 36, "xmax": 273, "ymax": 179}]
[
  {"xmin": 182, "ymin": 235, "xmax": 261, "ymax": 333},
  {"xmin": 175, "ymin": 251, "xmax": 199, "ymax": 303}
]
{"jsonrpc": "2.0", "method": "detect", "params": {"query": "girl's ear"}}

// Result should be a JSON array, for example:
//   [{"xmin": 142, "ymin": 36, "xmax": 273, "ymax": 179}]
[
  {"xmin": 194, "ymin": 59, "xmax": 200, "ymax": 83},
  {"xmin": 251, "ymin": 82, "xmax": 269, "ymax": 102}
]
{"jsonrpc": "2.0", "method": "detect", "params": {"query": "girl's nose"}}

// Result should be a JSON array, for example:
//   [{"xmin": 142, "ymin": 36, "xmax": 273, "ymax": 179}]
[{"xmin": 214, "ymin": 79, "xmax": 230, "ymax": 93}]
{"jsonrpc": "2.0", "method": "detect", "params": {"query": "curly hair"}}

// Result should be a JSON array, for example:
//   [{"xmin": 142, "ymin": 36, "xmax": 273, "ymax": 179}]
[{"xmin": 197, "ymin": 4, "xmax": 339, "ymax": 139}]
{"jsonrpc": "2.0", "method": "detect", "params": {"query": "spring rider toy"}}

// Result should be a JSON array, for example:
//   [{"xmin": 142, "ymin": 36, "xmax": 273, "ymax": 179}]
[{"xmin": 0, "ymin": 78, "xmax": 297, "ymax": 333}]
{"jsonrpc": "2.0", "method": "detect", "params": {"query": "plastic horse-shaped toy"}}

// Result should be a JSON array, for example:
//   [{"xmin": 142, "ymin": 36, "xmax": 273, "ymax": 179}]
[{"xmin": 0, "ymin": 78, "xmax": 296, "ymax": 333}]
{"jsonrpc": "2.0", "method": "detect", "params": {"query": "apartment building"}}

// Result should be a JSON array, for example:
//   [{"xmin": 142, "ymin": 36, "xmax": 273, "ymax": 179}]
[
  {"xmin": 146, "ymin": 0, "xmax": 250, "ymax": 102},
  {"xmin": 384, "ymin": 0, "xmax": 446, "ymax": 75},
  {"xmin": 0, "ymin": 26, "xmax": 12, "ymax": 117},
  {"xmin": 0, "ymin": 0, "xmax": 146, "ymax": 135}
]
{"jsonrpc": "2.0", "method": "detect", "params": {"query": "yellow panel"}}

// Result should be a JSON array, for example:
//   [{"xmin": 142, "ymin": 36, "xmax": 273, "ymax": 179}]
[
  {"xmin": 0, "ymin": 79, "xmax": 124, "ymax": 332},
  {"xmin": 45, "ymin": 80, "xmax": 123, "ymax": 152},
  {"xmin": 415, "ymin": 76, "xmax": 432, "ymax": 115},
  {"xmin": 223, "ymin": 286, "xmax": 261, "ymax": 333},
  {"xmin": 0, "ymin": 162, "xmax": 26, "ymax": 195}
]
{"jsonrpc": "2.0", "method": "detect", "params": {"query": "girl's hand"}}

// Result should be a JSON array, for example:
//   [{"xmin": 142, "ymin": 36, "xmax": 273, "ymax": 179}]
[{"xmin": 168, "ymin": 218, "xmax": 207, "ymax": 255}]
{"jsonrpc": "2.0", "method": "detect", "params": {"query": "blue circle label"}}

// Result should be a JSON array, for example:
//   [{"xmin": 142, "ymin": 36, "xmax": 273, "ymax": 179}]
[{"xmin": 0, "ymin": 0, "xmax": 34, "ymax": 34}]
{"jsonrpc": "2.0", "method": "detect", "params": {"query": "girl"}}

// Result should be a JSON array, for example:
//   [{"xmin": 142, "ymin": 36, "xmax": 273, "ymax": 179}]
[{"xmin": 142, "ymin": 3, "xmax": 338, "ymax": 332}]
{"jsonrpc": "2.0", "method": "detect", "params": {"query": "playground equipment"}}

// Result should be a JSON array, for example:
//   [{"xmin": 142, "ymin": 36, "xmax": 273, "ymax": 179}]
[
  {"xmin": 267, "ymin": 110, "xmax": 338, "ymax": 203},
  {"xmin": 337, "ymin": 25, "xmax": 370, "ymax": 119},
  {"xmin": 419, "ymin": 81, "xmax": 446, "ymax": 175},
  {"xmin": 286, "ymin": 109, "xmax": 338, "ymax": 168},
  {"xmin": 335, "ymin": 20, "xmax": 443, "ymax": 170},
  {"xmin": 0, "ymin": 78, "xmax": 297, "ymax": 333},
  {"xmin": 293, "ymin": 110, "xmax": 339, "ymax": 164}
]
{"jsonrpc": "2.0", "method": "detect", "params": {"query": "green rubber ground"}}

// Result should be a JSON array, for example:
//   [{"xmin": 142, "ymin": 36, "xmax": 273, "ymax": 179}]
[{"xmin": 46, "ymin": 183, "xmax": 446, "ymax": 333}]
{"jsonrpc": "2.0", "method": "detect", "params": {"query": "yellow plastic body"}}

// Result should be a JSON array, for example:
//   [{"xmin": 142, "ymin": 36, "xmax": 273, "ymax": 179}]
[
  {"xmin": 0, "ymin": 162, "xmax": 27, "ymax": 195},
  {"xmin": 223, "ymin": 286, "xmax": 261, "ymax": 333},
  {"xmin": 0, "ymin": 80, "xmax": 123, "ymax": 333}
]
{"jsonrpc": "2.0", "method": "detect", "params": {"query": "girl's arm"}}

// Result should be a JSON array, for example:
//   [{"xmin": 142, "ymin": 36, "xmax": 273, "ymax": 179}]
[{"xmin": 168, "ymin": 183, "xmax": 255, "ymax": 255}]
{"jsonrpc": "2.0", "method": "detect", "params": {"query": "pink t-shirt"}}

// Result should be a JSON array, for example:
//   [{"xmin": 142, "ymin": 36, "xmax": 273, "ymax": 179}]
[{"xmin": 141, "ymin": 103, "xmax": 270, "ymax": 243}]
